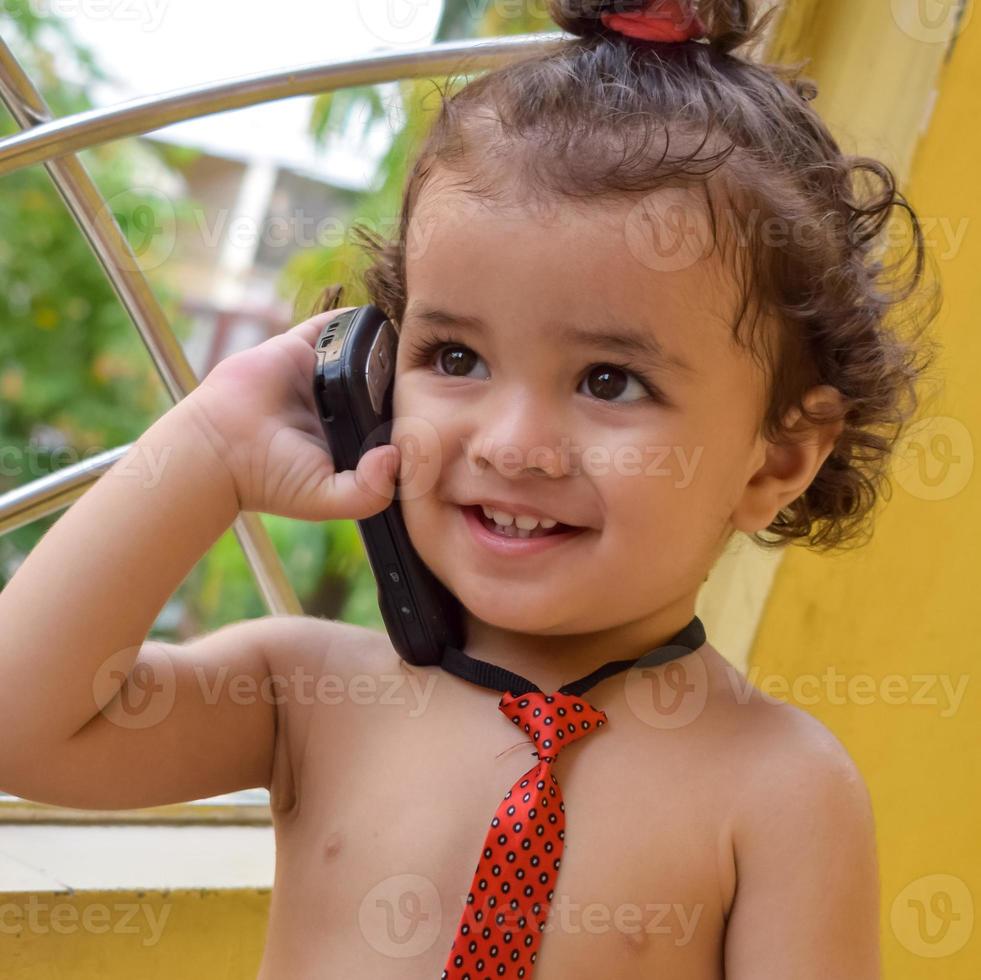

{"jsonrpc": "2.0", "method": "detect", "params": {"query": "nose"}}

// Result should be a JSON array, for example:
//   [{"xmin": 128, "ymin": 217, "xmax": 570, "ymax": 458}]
[{"xmin": 466, "ymin": 390, "xmax": 572, "ymax": 479}]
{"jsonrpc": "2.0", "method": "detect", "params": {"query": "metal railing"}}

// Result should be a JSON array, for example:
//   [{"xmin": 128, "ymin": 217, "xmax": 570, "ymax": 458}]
[{"xmin": 0, "ymin": 30, "xmax": 565, "ymax": 614}]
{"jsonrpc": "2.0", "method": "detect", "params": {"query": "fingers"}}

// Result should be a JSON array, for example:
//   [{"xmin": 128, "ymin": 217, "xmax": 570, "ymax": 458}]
[
  {"xmin": 288, "ymin": 307, "xmax": 358, "ymax": 348},
  {"xmin": 321, "ymin": 444, "xmax": 400, "ymax": 521}
]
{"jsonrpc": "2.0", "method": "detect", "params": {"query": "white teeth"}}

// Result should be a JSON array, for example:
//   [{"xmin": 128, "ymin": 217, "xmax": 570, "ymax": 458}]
[
  {"xmin": 514, "ymin": 514, "xmax": 547, "ymax": 531},
  {"xmin": 488, "ymin": 507, "xmax": 513, "ymax": 527},
  {"xmin": 479, "ymin": 505, "xmax": 559, "ymax": 531}
]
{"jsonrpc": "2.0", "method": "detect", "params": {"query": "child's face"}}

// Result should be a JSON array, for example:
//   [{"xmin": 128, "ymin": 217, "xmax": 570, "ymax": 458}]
[{"xmin": 392, "ymin": 179, "xmax": 771, "ymax": 641}]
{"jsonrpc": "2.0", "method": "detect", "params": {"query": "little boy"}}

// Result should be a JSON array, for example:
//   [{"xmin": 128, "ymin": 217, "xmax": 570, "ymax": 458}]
[{"xmin": 0, "ymin": 191, "xmax": 881, "ymax": 978}]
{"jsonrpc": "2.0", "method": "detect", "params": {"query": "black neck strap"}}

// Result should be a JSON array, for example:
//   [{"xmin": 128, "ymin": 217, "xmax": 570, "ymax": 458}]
[{"xmin": 439, "ymin": 614, "xmax": 706, "ymax": 697}]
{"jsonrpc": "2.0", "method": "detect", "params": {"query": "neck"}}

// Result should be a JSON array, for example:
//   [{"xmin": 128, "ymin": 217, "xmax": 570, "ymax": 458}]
[{"xmin": 458, "ymin": 597, "xmax": 700, "ymax": 693}]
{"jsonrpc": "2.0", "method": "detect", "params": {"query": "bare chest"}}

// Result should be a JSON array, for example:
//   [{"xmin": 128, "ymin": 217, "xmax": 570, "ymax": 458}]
[{"xmin": 258, "ymin": 664, "xmax": 732, "ymax": 979}]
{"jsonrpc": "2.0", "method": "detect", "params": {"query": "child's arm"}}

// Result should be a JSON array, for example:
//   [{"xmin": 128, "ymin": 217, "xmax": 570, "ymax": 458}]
[
  {"xmin": 723, "ymin": 707, "xmax": 881, "ymax": 979},
  {"xmin": 0, "ymin": 309, "xmax": 399, "ymax": 810},
  {"xmin": 0, "ymin": 399, "xmax": 276, "ymax": 809}
]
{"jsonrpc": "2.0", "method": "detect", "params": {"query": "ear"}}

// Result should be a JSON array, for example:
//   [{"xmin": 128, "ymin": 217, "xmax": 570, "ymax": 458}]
[{"xmin": 731, "ymin": 384, "xmax": 847, "ymax": 535}]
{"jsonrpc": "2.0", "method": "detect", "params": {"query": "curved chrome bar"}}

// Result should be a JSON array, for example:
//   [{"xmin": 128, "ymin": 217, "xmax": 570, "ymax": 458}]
[
  {"xmin": 0, "ymin": 32, "xmax": 566, "ymax": 176},
  {"xmin": 0, "ymin": 447, "xmax": 125, "ymax": 536},
  {"xmin": 0, "ymin": 28, "xmax": 566, "ymax": 614}
]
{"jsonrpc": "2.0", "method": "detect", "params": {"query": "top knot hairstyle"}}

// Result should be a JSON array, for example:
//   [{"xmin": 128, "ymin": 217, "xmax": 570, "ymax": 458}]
[{"xmin": 316, "ymin": 0, "xmax": 943, "ymax": 553}]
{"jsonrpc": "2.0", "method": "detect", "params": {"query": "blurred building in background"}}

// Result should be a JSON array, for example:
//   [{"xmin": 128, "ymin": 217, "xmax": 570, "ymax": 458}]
[{"xmin": 151, "ymin": 145, "xmax": 361, "ymax": 374}]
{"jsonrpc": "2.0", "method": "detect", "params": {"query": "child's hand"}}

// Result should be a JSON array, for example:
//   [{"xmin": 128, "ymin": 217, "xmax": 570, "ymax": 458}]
[{"xmin": 182, "ymin": 308, "xmax": 400, "ymax": 521}]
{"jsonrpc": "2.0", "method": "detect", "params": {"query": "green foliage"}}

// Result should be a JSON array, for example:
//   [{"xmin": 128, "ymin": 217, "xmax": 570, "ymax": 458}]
[{"xmin": 0, "ymin": 10, "xmax": 192, "ymax": 570}]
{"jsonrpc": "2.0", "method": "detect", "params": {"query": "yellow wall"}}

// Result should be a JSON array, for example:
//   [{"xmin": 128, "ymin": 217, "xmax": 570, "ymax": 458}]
[
  {"xmin": 1, "ymin": 890, "xmax": 269, "ymax": 978},
  {"xmin": 2, "ymin": 4, "xmax": 976, "ymax": 978},
  {"xmin": 751, "ymin": 1, "xmax": 978, "ymax": 976}
]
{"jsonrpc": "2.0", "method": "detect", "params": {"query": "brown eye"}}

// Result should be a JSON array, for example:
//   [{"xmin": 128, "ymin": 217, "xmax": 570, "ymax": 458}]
[
  {"xmin": 580, "ymin": 364, "xmax": 650, "ymax": 404},
  {"xmin": 407, "ymin": 332, "xmax": 489, "ymax": 380},
  {"xmin": 437, "ymin": 344, "xmax": 479, "ymax": 377}
]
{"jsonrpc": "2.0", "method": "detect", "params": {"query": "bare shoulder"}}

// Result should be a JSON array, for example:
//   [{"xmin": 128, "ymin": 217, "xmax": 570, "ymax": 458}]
[
  {"xmin": 249, "ymin": 614, "xmax": 397, "ymax": 815},
  {"xmin": 736, "ymin": 696, "xmax": 873, "ymax": 826},
  {"xmin": 699, "ymin": 642, "xmax": 873, "ymax": 809},
  {"xmin": 700, "ymin": 648, "xmax": 881, "ymax": 976},
  {"xmin": 252, "ymin": 613, "xmax": 394, "ymax": 676}
]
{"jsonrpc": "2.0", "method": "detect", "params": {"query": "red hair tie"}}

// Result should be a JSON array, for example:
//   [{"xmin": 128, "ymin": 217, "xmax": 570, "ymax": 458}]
[{"xmin": 600, "ymin": 0, "xmax": 708, "ymax": 42}]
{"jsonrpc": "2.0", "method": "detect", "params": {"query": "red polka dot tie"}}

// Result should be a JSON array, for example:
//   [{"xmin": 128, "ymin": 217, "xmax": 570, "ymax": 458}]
[
  {"xmin": 440, "ymin": 691, "xmax": 607, "ymax": 979},
  {"xmin": 437, "ymin": 613, "xmax": 706, "ymax": 979}
]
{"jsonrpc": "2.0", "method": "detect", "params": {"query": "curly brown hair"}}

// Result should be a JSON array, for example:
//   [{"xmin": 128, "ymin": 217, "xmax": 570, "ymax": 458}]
[{"xmin": 311, "ymin": 0, "xmax": 944, "ymax": 553}]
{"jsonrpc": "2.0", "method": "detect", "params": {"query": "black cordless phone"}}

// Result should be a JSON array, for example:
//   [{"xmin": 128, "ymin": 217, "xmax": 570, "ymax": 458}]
[{"xmin": 312, "ymin": 304, "xmax": 466, "ymax": 667}]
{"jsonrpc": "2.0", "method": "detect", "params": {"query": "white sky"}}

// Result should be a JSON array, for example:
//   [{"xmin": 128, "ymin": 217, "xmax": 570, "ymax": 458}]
[{"xmin": 59, "ymin": 0, "xmax": 446, "ymax": 189}]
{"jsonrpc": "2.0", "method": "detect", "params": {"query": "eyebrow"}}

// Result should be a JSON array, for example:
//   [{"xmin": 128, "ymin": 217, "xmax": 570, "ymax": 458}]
[{"xmin": 402, "ymin": 304, "xmax": 698, "ymax": 377}]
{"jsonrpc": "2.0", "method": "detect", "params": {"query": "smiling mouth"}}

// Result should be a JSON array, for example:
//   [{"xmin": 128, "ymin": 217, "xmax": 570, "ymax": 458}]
[{"xmin": 466, "ymin": 504, "xmax": 581, "ymax": 539}]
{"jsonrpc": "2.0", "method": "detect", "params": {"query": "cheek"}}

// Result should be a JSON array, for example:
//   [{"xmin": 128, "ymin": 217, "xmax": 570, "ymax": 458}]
[
  {"xmin": 391, "ymin": 368, "xmax": 410, "ymax": 420},
  {"xmin": 593, "ymin": 451, "xmax": 688, "ymax": 533},
  {"xmin": 591, "ymin": 420, "xmax": 695, "ymax": 496},
  {"xmin": 593, "ymin": 419, "xmax": 733, "ymax": 536},
  {"xmin": 398, "ymin": 493, "xmax": 433, "ymax": 561},
  {"xmin": 392, "ymin": 371, "xmax": 448, "ymax": 430},
  {"xmin": 391, "ymin": 375, "xmax": 449, "ymax": 496}
]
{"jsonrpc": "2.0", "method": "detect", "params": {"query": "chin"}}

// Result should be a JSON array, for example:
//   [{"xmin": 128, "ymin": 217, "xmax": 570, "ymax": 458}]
[{"xmin": 452, "ymin": 583, "xmax": 569, "ymax": 635}]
